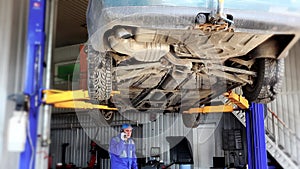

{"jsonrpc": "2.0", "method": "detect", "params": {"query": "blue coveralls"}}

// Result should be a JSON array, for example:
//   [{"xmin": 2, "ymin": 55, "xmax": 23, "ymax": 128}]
[{"xmin": 109, "ymin": 134, "xmax": 138, "ymax": 169}]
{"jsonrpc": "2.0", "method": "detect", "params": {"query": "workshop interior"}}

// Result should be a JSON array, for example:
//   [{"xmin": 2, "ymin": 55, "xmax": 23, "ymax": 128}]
[{"xmin": 1, "ymin": 0, "xmax": 300, "ymax": 169}]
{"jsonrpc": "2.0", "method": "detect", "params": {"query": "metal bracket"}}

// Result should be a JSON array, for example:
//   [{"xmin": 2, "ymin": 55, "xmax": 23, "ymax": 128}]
[
  {"xmin": 7, "ymin": 94, "xmax": 27, "ymax": 111},
  {"xmin": 195, "ymin": 0, "xmax": 234, "ymax": 32}
]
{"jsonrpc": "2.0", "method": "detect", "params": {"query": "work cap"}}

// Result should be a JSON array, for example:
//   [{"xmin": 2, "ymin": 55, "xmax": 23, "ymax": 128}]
[{"xmin": 121, "ymin": 123, "xmax": 133, "ymax": 130}]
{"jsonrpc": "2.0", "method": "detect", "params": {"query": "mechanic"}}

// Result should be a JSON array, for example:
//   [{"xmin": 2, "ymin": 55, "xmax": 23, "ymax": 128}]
[{"xmin": 109, "ymin": 123, "xmax": 138, "ymax": 169}]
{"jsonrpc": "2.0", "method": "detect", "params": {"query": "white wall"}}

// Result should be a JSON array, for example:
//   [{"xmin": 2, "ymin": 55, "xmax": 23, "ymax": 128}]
[
  {"xmin": 267, "ymin": 40, "xmax": 300, "ymax": 167},
  {"xmin": 0, "ymin": 0, "xmax": 29, "ymax": 168}
]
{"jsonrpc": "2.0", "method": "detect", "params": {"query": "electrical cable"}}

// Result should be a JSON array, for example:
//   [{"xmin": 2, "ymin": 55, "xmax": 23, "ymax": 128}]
[{"xmin": 26, "ymin": 114, "xmax": 35, "ymax": 169}]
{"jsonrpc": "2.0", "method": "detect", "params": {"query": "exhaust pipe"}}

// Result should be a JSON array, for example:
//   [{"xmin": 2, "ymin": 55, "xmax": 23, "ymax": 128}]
[{"xmin": 108, "ymin": 28, "xmax": 169, "ymax": 62}]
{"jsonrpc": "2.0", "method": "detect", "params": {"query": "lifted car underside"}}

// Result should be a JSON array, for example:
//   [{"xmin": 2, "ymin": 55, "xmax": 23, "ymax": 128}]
[{"xmin": 86, "ymin": 5, "xmax": 299, "ymax": 127}]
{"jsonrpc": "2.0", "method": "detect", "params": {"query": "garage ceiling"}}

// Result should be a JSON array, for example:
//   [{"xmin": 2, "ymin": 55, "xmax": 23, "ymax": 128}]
[{"xmin": 56, "ymin": 0, "xmax": 88, "ymax": 47}]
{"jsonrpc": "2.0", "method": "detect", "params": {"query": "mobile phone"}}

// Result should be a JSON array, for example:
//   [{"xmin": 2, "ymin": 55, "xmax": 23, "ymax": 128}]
[{"xmin": 121, "ymin": 132, "xmax": 127, "ymax": 139}]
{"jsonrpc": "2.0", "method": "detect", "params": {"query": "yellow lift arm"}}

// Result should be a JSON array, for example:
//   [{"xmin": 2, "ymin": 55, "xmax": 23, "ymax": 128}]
[
  {"xmin": 43, "ymin": 90, "xmax": 249, "ymax": 113},
  {"xmin": 183, "ymin": 91, "xmax": 249, "ymax": 114},
  {"xmin": 43, "ymin": 89, "xmax": 118, "ymax": 110}
]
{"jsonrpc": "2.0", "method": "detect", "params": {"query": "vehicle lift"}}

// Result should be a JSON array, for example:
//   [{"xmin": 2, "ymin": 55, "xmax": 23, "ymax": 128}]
[
  {"xmin": 20, "ymin": 0, "xmax": 267, "ymax": 168},
  {"xmin": 43, "ymin": 90, "xmax": 268, "ymax": 169}
]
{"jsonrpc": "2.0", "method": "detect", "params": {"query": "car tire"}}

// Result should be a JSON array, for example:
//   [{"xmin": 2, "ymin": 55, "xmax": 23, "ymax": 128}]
[
  {"xmin": 87, "ymin": 45, "xmax": 112, "ymax": 101},
  {"xmin": 182, "ymin": 113, "xmax": 207, "ymax": 128},
  {"xmin": 242, "ymin": 58, "xmax": 284, "ymax": 103}
]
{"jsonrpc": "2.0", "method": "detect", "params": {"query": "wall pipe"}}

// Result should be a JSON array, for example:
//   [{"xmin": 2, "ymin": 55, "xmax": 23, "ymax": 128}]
[{"xmin": 35, "ymin": 0, "xmax": 58, "ymax": 168}]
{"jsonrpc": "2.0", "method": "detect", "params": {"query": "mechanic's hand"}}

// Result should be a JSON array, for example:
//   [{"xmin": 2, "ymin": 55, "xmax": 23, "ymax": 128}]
[{"xmin": 121, "ymin": 132, "xmax": 128, "ymax": 141}]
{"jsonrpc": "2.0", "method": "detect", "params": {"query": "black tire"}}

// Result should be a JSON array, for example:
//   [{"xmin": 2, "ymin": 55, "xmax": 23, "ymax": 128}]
[
  {"xmin": 87, "ymin": 45, "xmax": 112, "ymax": 101},
  {"xmin": 182, "ymin": 113, "xmax": 207, "ymax": 128},
  {"xmin": 242, "ymin": 58, "xmax": 284, "ymax": 104}
]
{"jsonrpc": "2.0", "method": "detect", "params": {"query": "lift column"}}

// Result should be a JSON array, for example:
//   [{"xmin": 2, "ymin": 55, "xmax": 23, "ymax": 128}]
[
  {"xmin": 246, "ymin": 103, "xmax": 268, "ymax": 169},
  {"xmin": 20, "ymin": 0, "xmax": 46, "ymax": 169}
]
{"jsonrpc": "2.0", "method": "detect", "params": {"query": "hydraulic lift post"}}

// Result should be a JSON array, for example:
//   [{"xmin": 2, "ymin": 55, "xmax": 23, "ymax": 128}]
[
  {"xmin": 246, "ymin": 103, "xmax": 268, "ymax": 169},
  {"xmin": 21, "ymin": 0, "xmax": 46, "ymax": 169}
]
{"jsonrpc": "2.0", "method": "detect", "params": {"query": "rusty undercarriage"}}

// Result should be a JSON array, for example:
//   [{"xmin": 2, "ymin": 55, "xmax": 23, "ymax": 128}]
[{"xmin": 85, "ymin": 6, "xmax": 300, "ymax": 127}]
